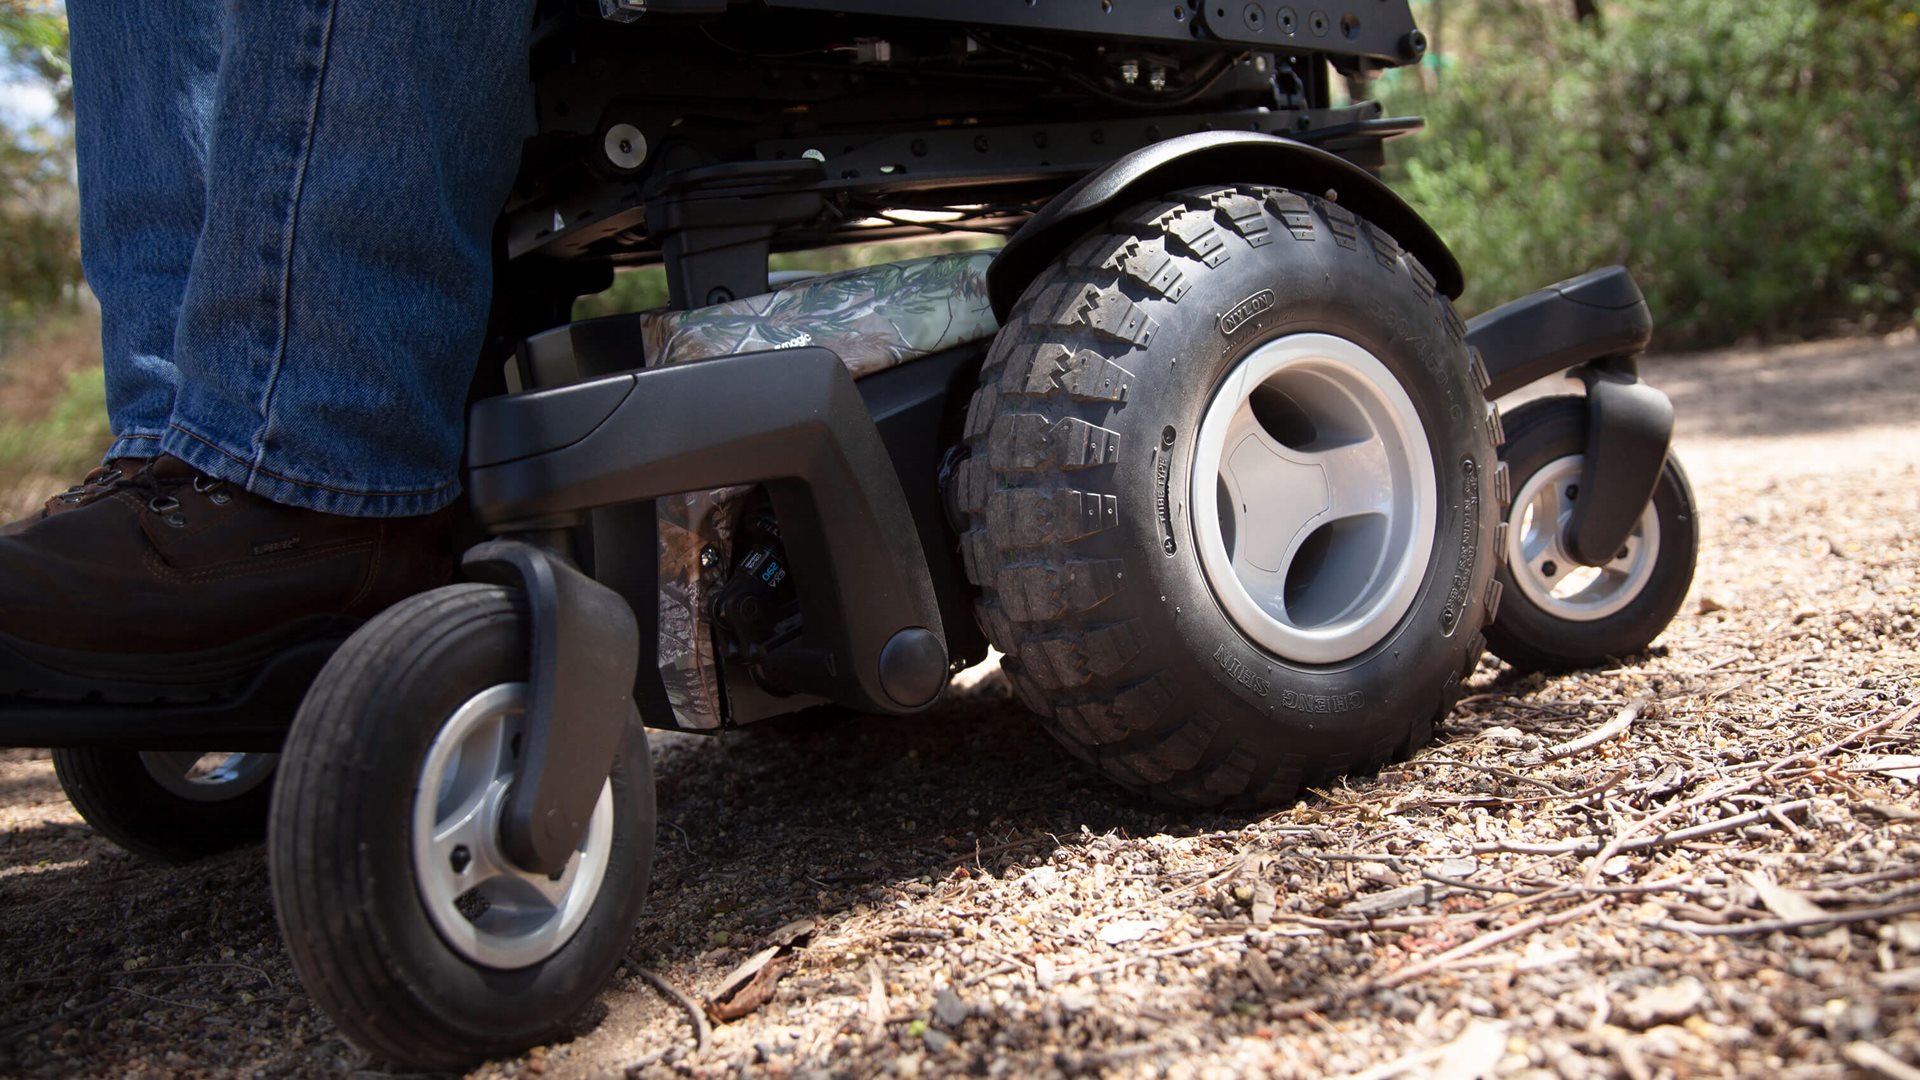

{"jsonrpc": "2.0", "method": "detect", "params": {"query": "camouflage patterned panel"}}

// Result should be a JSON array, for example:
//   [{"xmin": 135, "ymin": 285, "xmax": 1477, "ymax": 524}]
[
  {"xmin": 644, "ymin": 249, "xmax": 999, "ymax": 730},
  {"xmin": 640, "ymin": 249, "xmax": 999, "ymax": 379}
]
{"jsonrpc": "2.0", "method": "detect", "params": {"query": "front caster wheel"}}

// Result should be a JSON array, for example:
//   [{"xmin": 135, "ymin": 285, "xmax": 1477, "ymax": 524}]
[
  {"xmin": 1485, "ymin": 396, "xmax": 1697, "ymax": 671},
  {"xmin": 52, "ymin": 748, "xmax": 276, "ymax": 863},
  {"xmin": 268, "ymin": 584, "xmax": 654, "ymax": 1071}
]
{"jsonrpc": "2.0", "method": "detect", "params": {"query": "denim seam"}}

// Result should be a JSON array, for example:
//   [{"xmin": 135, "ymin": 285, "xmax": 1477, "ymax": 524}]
[
  {"xmin": 169, "ymin": 421, "xmax": 454, "ymax": 499},
  {"xmin": 246, "ymin": 0, "xmax": 341, "ymax": 491}
]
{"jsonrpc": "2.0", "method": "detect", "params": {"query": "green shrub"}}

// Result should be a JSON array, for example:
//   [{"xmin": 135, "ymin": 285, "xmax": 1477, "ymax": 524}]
[{"xmin": 1383, "ymin": 0, "xmax": 1920, "ymax": 348}]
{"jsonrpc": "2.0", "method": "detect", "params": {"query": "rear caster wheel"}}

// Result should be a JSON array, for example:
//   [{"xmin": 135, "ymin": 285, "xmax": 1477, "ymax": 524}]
[
  {"xmin": 269, "ymin": 583, "xmax": 654, "ymax": 1071},
  {"xmin": 52, "ymin": 748, "xmax": 275, "ymax": 863},
  {"xmin": 1485, "ymin": 396, "xmax": 1697, "ymax": 671}
]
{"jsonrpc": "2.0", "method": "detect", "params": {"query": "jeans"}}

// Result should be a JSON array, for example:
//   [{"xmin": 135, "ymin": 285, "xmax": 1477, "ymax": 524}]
[{"xmin": 69, "ymin": 0, "xmax": 535, "ymax": 516}]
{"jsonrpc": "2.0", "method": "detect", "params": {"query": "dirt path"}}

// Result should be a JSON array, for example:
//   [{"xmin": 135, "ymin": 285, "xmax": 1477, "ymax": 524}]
[{"xmin": 3, "ymin": 334, "xmax": 1917, "ymax": 1079}]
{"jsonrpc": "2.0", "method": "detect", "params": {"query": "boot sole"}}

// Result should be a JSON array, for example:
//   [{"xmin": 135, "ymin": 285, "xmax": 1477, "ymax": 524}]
[{"xmin": 0, "ymin": 615, "xmax": 365, "ymax": 705}]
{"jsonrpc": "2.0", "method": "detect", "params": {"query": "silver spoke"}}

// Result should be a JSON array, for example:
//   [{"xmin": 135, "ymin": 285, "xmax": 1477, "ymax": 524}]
[
  {"xmin": 1313, "ymin": 438, "xmax": 1395, "ymax": 521},
  {"xmin": 430, "ymin": 785, "xmax": 505, "ymax": 885},
  {"xmin": 1223, "ymin": 433, "xmax": 1327, "ymax": 573}
]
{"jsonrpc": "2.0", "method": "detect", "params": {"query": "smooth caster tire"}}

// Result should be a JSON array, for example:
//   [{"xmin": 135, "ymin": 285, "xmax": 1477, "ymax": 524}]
[
  {"xmin": 1485, "ymin": 396, "xmax": 1697, "ymax": 671},
  {"xmin": 958, "ymin": 184, "xmax": 1503, "ymax": 808},
  {"xmin": 52, "ymin": 747, "xmax": 276, "ymax": 863},
  {"xmin": 268, "ymin": 583, "xmax": 655, "ymax": 1071}
]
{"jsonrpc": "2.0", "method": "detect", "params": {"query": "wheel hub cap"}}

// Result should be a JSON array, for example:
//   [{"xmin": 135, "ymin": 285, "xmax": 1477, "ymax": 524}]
[
  {"xmin": 1507, "ymin": 454, "xmax": 1660, "ymax": 621},
  {"xmin": 1190, "ymin": 333, "xmax": 1437, "ymax": 665},
  {"xmin": 411, "ymin": 683, "xmax": 614, "ymax": 970},
  {"xmin": 137, "ymin": 751, "xmax": 276, "ymax": 803}
]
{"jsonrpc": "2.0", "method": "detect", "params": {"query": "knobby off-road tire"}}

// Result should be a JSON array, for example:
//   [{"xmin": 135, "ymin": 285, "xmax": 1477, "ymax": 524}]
[
  {"xmin": 1485, "ymin": 396, "xmax": 1697, "ymax": 672},
  {"xmin": 268, "ymin": 584, "xmax": 654, "ymax": 1071},
  {"xmin": 52, "ymin": 748, "xmax": 275, "ymax": 863},
  {"xmin": 957, "ymin": 185, "xmax": 1506, "ymax": 807}
]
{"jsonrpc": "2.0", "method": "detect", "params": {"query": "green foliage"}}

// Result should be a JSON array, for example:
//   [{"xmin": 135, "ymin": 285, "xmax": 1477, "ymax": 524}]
[
  {"xmin": 0, "ymin": 2, "xmax": 78, "ymax": 336},
  {"xmin": 1384, "ymin": 0, "xmax": 1920, "ymax": 348}
]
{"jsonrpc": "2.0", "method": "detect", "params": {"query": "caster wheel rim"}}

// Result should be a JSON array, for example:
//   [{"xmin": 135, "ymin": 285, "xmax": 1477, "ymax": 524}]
[
  {"xmin": 1190, "ymin": 333, "xmax": 1438, "ymax": 665},
  {"xmin": 1507, "ymin": 454, "xmax": 1661, "ymax": 622},
  {"xmin": 411, "ymin": 682, "xmax": 614, "ymax": 970},
  {"xmin": 137, "ymin": 750, "xmax": 277, "ymax": 803}
]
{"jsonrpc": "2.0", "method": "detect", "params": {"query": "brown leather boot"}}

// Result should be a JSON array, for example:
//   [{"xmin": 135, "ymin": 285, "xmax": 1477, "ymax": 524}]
[
  {"xmin": 0, "ymin": 456, "xmax": 456, "ymax": 702},
  {"xmin": 0, "ymin": 458, "xmax": 150, "ymax": 538}
]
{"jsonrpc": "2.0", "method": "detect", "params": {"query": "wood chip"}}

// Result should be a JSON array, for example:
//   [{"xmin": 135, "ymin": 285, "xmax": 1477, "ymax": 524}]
[
  {"xmin": 1242, "ymin": 949, "xmax": 1280, "ymax": 996},
  {"xmin": 1843, "ymin": 1042, "xmax": 1920, "ymax": 1080}
]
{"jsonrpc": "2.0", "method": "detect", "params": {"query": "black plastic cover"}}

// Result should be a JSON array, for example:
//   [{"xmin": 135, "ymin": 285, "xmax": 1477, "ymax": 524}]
[
  {"xmin": 987, "ymin": 130, "xmax": 1464, "ymax": 319},
  {"xmin": 1466, "ymin": 266, "xmax": 1652, "ymax": 400},
  {"xmin": 466, "ymin": 347, "xmax": 948, "ymax": 715}
]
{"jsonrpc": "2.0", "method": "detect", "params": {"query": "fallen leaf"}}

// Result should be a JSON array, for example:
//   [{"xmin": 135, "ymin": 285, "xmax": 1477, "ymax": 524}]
[
  {"xmin": 1744, "ymin": 871, "xmax": 1832, "ymax": 933},
  {"xmin": 1434, "ymin": 1021, "xmax": 1507, "ymax": 1080},
  {"xmin": 706, "ymin": 954, "xmax": 790, "ymax": 1023},
  {"xmin": 1850, "ymin": 755, "xmax": 1920, "ymax": 782},
  {"xmin": 767, "ymin": 918, "xmax": 816, "ymax": 948},
  {"xmin": 1342, "ymin": 883, "xmax": 1442, "ymax": 916},
  {"xmin": 1622, "ymin": 978, "xmax": 1705, "ymax": 1029},
  {"xmin": 709, "ymin": 945, "xmax": 780, "ymax": 1003},
  {"xmin": 1097, "ymin": 919, "xmax": 1165, "ymax": 945}
]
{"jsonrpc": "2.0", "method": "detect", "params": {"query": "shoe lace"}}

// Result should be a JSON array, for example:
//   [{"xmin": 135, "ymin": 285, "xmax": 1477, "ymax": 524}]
[
  {"xmin": 126, "ymin": 464, "xmax": 232, "ymax": 528},
  {"xmin": 53, "ymin": 464, "xmax": 128, "ymax": 506}
]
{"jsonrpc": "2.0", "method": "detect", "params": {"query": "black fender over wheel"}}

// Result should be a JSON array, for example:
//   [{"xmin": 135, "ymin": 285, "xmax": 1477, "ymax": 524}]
[
  {"xmin": 268, "ymin": 583, "xmax": 654, "ymax": 1071},
  {"xmin": 958, "ymin": 184, "xmax": 1505, "ymax": 808}
]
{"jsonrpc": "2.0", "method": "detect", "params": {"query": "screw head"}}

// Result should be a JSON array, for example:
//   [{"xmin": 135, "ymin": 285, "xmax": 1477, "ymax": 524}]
[
  {"xmin": 1400, "ymin": 29, "xmax": 1428, "ymax": 60},
  {"xmin": 699, "ymin": 546, "xmax": 721, "ymax": 569},
  {"xmin": 602, "ymin": 123, "xmax": 647, "ymax": 170}
]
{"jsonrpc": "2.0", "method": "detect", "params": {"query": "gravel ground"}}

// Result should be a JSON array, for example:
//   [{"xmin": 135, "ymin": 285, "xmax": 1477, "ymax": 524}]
[{"xmin": 3, "ymin": 333, "xmax": 1918, "ymax": 1079}]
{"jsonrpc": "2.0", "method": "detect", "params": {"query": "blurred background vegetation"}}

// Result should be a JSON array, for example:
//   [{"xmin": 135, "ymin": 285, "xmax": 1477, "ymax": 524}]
[{"xmin": 0, "ymin": 0, "xmax": 1916, "ymax": 513}]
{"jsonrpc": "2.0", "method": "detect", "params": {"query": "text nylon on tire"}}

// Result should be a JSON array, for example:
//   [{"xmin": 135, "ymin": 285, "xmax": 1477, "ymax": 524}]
[{"xmin": 959, "ymin": 185, "xmax": 1506, "ymax": 808}]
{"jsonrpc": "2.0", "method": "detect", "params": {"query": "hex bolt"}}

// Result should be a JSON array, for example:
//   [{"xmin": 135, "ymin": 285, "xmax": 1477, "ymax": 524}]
[
  {"xmin": 1119, "ymin": 59, "xmax": 1140, "ymax": 85},
  {"xmin": 450, "ymin": 845, "xmax": 472, "ymax": 874},
  {"xmin": 1148, "ymin": 66, "xmax": 1168, "ymax": 91},
  {"xmin": 1542, "ymin": 560, "xmax": 1559, "ymax": 578},
  {"xmin": 699, "ymin": 546, "xmax": 721, "ymax": 569}
]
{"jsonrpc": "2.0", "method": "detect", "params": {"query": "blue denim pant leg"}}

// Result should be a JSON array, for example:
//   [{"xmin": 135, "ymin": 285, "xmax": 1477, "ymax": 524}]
[
  {"xmin": 67, "ymin": 1, "xmax": 223, "ymax": 462},
  {"xmin": 76, "ymin": 1, "xmax": 535, "ymax": 517}
]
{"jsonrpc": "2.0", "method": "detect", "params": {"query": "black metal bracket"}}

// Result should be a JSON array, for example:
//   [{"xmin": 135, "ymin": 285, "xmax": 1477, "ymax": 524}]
[
  {"xmin": 462, "ymin": 538, "xmax": 640, "ymax": 877},
  {"xmin": 644, "ymin": 160, "xmax": 827, "ymax": 309},
  {"xmin": 1465, "ymin": 266, "xmax": 1673, "ymax": 570},
  {"xmin": 466, "ymin": 345, "xmax": 948, "ymax": 716}
]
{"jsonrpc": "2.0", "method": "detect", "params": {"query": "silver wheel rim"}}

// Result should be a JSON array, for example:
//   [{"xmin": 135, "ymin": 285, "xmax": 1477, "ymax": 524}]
[
  {"xmin": 411, "ymin": 683, "xmax": 614, "ymax": 970},
  {"xmin": 1190, "ymin": 333, "xmax": 1438, "ymax": 665},
  {"xmin": 1507, "ymin": 454, "xmax": 1660, "ymax": 622},
  {"xmin": 137, "ymin": 751, "xmax": 276, "ymax": 803}
]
